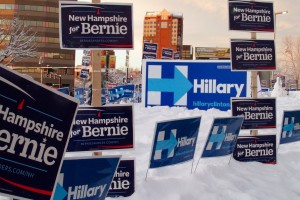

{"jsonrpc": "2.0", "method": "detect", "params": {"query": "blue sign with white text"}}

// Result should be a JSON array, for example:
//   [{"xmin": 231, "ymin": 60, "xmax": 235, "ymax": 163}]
[
  {"xmin": 107, "ymin": 159, "xmax": 135, "ymax": 198},
  {"xmin": 280, "ymin": 110, "xmax": 300, "ymax": 144},
  {"xmin": 53, "ymin": 156, "xmax": 120, "ymax": 200},
  {"xmin": 107, "ymin": 84, "xmax": 134, "ymax": 103},
  {"xmin": 80, "ymin": 68, "xmax": 90, "ymax": 79},
  {"xmin": 143, "ymin": 42, "xmax": 158, "ymax": 54},
  {"xmin": 74, "ymin": 87, "xmax": 85, "ymax": 105},
  {"xmin": 149, "ymin": 117, "xmax": 201, "ymax": 169},
  {"xmin": 228, "ymin": 0, "xmax": 274, "ymax": 32},
  {"xmin": 233, "ymin": 135, "xmax": 277, "ymax": 164},
  {"xmin": 202, "ymin": 117, "xmax": 243, "ymax": 157},
  {"xmin": 68, "ymin": 105, "xmax": 134, "ymax": 152},
  {"xmin": 162, "ymin": 48, "xmax": 173, "ymax": 59},
  {"xmin": 143, "ymin": 60, "xmax": 249, "ymax": 111},
  {"xmin": 60, "ymin": 2, "xmax": 133, "ymax": 49},
  {"xmin": 0, "ymin": 64, "xmax": 78, "ymax": 200},
  {"xmin": 231, "ymin": 39, "xmax": 276, "ymax": 71}
]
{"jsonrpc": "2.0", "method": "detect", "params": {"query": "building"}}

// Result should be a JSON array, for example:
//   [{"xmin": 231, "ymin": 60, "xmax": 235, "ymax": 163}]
[
  {"xmin": 182, "ymin": 45, "xmax": 193, "ymax": 60},
  {"xmin": 195, "ymin": 47, "xmax": 230, "ymax": 60},
  {"xmin": 0, "ymin": 0, "xmax": 76, "ymax": 89},
  {"xmin": 143, "ymin": 9, "xmax": 183, "ymax": 59}
]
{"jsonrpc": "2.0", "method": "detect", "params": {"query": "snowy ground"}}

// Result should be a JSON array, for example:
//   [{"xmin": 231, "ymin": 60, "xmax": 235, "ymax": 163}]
[{"xmin": 1, "ymin": 91, "xmax": 300, "ymax": 200}]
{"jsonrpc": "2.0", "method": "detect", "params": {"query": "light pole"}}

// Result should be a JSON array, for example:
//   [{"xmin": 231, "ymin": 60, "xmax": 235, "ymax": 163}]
[
  {"xmin": 272, "ymin": 11, "xmax": 288, "ymax": 83},
  {"xmin": 274, "ymin": 11, "xmax": 288, "ymax": 40}
]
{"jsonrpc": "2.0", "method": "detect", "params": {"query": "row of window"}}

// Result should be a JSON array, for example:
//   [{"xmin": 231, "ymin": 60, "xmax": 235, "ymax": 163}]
[
  {"xmin": 39, "ymin": 52, "xmax": 75, "ymax": 60},
  {"xmin": 1, "ymin": 35, "xmax": 60, "ymax": 44},
  {"xmin": 0, "ymin": 4, "xmax": 58, "ymax": 13},
  {"xmin": 0, "ymin": 19, "xmax": 59, "ymax": 29}
]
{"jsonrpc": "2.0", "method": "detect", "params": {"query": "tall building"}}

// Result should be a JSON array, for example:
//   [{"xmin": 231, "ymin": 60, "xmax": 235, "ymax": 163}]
[
  {"xmin": 143, "ymin": 9, "xmax": 183, "ymax": 59},
  {"xmin": 0, "ymin": 0, "xmax": 76, "ymax": 89}
]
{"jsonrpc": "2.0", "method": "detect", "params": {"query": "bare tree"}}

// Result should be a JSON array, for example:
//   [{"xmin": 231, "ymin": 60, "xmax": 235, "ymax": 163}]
[
  {"xmin": 278, "ymin": 36, "xmax": 300, "ymax": 90},
  {"xmin": 0, "ymin": 17, "xmax": 37, "ymax": 66}
]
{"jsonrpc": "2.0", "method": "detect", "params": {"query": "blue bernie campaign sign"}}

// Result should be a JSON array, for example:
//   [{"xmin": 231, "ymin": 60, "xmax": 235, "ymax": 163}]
[
  {"xmin": 60, "ymin": 2, "xmax": 133, "ymax": 49},
  {"xmin": 67, "ymin": 105, "xmax": 134, "ymax": 152},
  {"xmin": 149, "ymin": 117, "xmax": 201, "ymax": 169},
  {"xmin": 107, "ymin": 159, "xmax": 135, "ymax": 198},
  {"xmin": 228, "ymin": 0, "xmax": 274, "ymax": 32},
  {"xmin": 231, "ymin": 98, "xmax": 276, "ymax": 130},
  {"xmin": 0, "ymin": 64, "xmax": 78, "ymax": 200},
  {"xmin": 79, "ymin": 68, "xmax": 90, "ymax": 79},
  {"xmin": 143, "ymin": 42, "xmax": 158, "ymax": 54},
  {"xmin": 231, "ymin": 39, "xmax": 276, "ymax": 71},
  {"xmin": 53, "ymin": 155, "xmax": 120, "ymax": 200},
  {"xmin": 143, "ymin": 53, "xmax": 157, "ymax": 59},
  {"xmin": 107, "ymin": 84, "xmax": 134, "ymax": 103},
  {"xmin": 280, "ymin": 110, "xmax": 300, "ymax": 144},
  {"xmin": 202, "ymin": 117, "xmax": 243, "ymax": 157},
  {"xmin": 233, "ymin": 135, "xmax": 277, "ymax": 164},
  {"xmin": 142, "ymin": 60, "xmax": 249, "ymax": 111},
  {"xmin": 162, "ymin": 48, "xmax": 173, "ymax": 59}
]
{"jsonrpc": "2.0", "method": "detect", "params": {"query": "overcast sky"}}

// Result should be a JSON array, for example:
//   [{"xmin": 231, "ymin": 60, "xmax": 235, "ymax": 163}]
[{"xmin": 76, "ymin": 0, "xmax": 300, "ymax": 69}]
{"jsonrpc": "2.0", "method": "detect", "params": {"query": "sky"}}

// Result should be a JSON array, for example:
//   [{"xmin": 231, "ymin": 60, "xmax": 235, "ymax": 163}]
[
  {"xmin": 1, "ymin": 83, "xmax": 300, "ymax": 200},
  {"xmin": 75, "ymin": 0, "xmax": 300, "ymax": 70}
]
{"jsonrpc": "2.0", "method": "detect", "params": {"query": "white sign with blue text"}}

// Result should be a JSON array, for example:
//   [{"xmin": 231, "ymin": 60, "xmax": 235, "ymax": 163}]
[{"xmin": 142, "ymin": 60, "xmax": 250, "ymax": 111}]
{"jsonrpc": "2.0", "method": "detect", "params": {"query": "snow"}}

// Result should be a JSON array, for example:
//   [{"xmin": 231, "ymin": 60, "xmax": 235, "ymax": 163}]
[{"xmin": 1, "ymin": 91, "xmax": 300, "ymax": 200}]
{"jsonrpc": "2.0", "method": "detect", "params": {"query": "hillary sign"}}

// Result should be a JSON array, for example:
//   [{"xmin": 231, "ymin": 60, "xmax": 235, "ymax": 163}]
[
  {"xmin": 149, "ymin": 117, "xmax": 201, "ymax": 169},
  {"xmin": 60, "ymin": 1, "xmax": 133, "ymax": 49},
  {"xmin": 142, "ymin": 60, "xmax": 249, "ymax": 111}
]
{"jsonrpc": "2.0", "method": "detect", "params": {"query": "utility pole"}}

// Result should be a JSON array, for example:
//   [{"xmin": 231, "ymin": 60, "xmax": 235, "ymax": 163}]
[
  {"xmin": 91, "ymin": 0, "xmax": 102, "ymax": 107},
  {"xmin": 91, "ymin": 0, "xmax": 102, "ymax": 156}
]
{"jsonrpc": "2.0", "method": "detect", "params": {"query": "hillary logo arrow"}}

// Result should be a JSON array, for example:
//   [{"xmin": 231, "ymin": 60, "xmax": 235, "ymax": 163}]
[
  {"xmin": 148, "ymin": 66, "xmax": 193, "ymax": 104},
  {"xmin": 155, "ymin": 130, "xmax": 177, "ymax": 157}
]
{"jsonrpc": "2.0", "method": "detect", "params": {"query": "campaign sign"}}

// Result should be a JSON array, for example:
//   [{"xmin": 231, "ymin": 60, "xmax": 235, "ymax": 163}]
[
  {"xmin": 107, "ymin": 85, "xmax": 134, "ymax": 103},
  {"xmin": 107, "ymin": 159, "xmax": 135, "ymax": 198},
  {"xmin": 53, "ymin": 155, "xmax": 121, "ymax": 200},
  {"xmin": 83, "ymin": 49, "xmax": 91, "ymax": 56},
  {"xmin": 202, "ymin": 117, "xmax": 244, "ymax": 157},
  {"xmin": 142, "ymin": 60, "xmax": 249, "ymax": 111},
  {"xmin": 57, "ymin": 87, "xmax": 70, "ymax": 95},
  {"xmin": 231, "ymin": 98, "xmax": 276, "ymax": 129},
  {"xmin": 231, "ymin": 39, "xmax": 276, "ymax": 71},
  {"xmin": 228, "ymin": 0, "xmax": 274, "ymax": 32},
  {"xmin": 143, "ymin": 42, "xmax": 158, "ymax": 54},
  {"xmin": 174, "ymin": 52, "xmax": 180, "ymax": 60},
  {"xmin": 79, "ymin": 68, "xmax": 90, "ymax": 79},
  {"xmin": 0, "ymin": 64, "xmax": 78, "ymax": 200},
  {"xmin": 149, "ymin": 117, "xmax": 201, "ymax": 169},
  {"xmin": 233, "ymin": 135, "xmax": 277, "ymax": 163},
  {"xmin": 280, "ymin": 110, "xmax": 300, "ymax": 144},
  {"xmin": 74, "ymin": 87, "xmax": 85, "ymax": 105},
  {"xmin": 162, "ymin": 48, "xmax": 173, "ymax": 59},
  {"xmin": 82, "ymin": 56, "xmax": 91, "ymax": 66},
  {"xmin": 143, "ymin": 53, "xmax": 157, "ymax": 59},
  {"xmin": 60, "ymin": 2, "xmax": 133, "ymax": 49},
  {"xmin": 68, "ymin": 105, "xmax": 134, "ymax": 152}
]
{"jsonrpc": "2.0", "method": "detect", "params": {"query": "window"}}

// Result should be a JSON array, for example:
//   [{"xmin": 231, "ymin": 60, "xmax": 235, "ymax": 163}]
[{"xmin": 161, "ymin": 22, "xmax": 167, "ymax": 28}]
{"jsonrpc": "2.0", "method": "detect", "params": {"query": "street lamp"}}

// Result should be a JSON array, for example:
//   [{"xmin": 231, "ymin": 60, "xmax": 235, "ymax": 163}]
[
  {"xmin": 274, "ymin": 11, "xmax": 288, "ymax": 40},
  {"xmin": 272, "ymin": 11, "xmax": 288, "ymax": 82}
]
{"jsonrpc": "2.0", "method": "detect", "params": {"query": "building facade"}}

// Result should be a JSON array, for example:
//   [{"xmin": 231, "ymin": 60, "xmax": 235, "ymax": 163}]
[
  {"xmin": 182, "ymin": 45, "xmax": 193, "ymax": 60},
  {"xmin": 143, "ymin": 9, "xmax": 183, "ymax": 59},
  {"xmin": 0, "ymin": 0, "xmax": 76, "ymax": 89}
]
